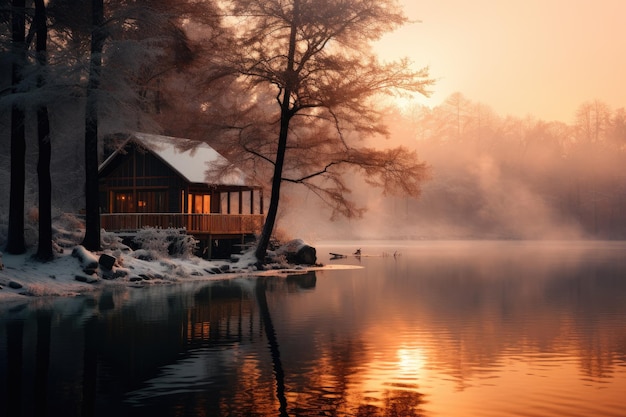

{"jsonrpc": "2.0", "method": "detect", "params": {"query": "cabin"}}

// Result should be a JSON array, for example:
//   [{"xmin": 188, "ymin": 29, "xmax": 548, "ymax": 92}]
[{"xmin": 98, "ymin": 132, "xmax": 264, "ymax": 258}]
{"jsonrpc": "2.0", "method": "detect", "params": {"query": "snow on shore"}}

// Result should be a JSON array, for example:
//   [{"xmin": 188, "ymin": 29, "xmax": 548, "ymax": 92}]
[
  {"xmin": 0, "ymin": 216, "xmax": 355, "ymax": 305},
  {"xmin": 0, "ymin": 245, "xmax": 265, "ymax": 303}
]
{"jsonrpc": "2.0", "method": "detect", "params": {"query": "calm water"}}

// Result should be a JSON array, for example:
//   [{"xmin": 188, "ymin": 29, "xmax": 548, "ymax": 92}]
[{"xmin": 1, "ymin": 240, "xmax": 626, "ymax": 417}]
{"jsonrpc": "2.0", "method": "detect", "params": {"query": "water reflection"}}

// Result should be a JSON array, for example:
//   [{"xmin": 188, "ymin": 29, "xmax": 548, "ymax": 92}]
[
  {"xmin": 315, "ymin": 241, "xmax": 626, "ymax": 416},
  {"xmin": 256, "ymin": 277, "xmax": 288, "ymax": 417},
  {"xmin": 1, "ymin": 241, "xmax": 626, "ymax": 417}
]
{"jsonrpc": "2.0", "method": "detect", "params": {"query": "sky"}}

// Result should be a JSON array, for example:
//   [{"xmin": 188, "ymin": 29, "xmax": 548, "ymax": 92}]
[{"xmin": 374, "ymin": 0, "xmax": 626, "ymax": 123}]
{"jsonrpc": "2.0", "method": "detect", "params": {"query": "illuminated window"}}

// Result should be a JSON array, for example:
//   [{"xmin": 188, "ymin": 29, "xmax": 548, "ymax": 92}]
[
  {"xmin": 188, "ymin": 193, "xmax": 211, "ymax": 214},
  {"xmin": 194, "ymin": 194, "xmax": 203, "ymax": 214},
  {"xmin": 113, "ymin": 192, "xmax": 133, "ymax": 213},
  {"xmin": 137, "ymin": 191, "xmax": 167, "ymax": 212}
]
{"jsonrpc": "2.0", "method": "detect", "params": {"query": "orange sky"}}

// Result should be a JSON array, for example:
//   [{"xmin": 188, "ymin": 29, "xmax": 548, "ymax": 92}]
[{"xmin": 374, "ymin": 0, "xmax": 626, "ymax": 122}]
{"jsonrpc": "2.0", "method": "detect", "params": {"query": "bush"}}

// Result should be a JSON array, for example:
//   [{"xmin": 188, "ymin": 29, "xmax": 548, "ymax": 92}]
[{"xmin": 132, "ymin": 227, "xmax": 198, "ymax": 259}]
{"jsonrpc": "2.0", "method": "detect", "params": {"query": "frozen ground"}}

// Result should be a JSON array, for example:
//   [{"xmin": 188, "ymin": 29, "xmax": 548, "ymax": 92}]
[
  {"xmin": 0, "ymin": 214, "xmax": 365, "ymax": 305},
  {"xmin": 0, "ymin": 243, "xmax": 264, "ymax": 303}
]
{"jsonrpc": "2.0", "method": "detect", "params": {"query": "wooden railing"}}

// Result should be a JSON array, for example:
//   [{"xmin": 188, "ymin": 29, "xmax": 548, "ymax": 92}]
[{"xmin": 101, "ymin": 213, "xmax": 264, "ymax": 235}]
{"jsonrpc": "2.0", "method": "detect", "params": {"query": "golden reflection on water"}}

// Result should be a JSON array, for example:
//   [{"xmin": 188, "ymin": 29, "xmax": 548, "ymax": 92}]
[
  {"xmin": 396, "ymin": 347, "xmax": 426, "ymax": 376},
  {"xmin": 278, "ymin": 241, "xmax": 626, "ymax": 417},
  {"xmin": 2, "ymin": 241, "xmax": 625, "ymax": 417}
]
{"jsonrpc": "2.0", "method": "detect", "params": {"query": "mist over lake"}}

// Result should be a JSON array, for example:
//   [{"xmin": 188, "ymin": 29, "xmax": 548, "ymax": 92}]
[{"xmin": 2, "ymin": 240, "xmax": 625, "ymax": 417}]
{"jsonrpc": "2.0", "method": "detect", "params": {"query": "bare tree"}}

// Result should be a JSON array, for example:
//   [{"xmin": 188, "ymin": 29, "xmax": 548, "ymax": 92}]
[
  {"xmin": 81, "ymin": 0, "xmax": 105, "ymax": 251},
  {"xmin": 5, "ymin": 0, "xmax": 26, "ymax": 254},
  {"xmin": 443, "ymin": 92, "xmax": 471, "ymax": 141},
  {"xmin": 34, "ymin": 0, "xmax": 53, "ymax": 261},
  {"xmin": 218, "ymin": 0, "xmax": 433, "ymax": 262},
  {"xmin": 575, "ymin": 100, "xmax": 611, "ymax": 143}
]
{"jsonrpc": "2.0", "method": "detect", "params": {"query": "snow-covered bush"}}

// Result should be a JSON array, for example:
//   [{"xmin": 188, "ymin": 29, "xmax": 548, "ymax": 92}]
[
  {"xmin": 265, "ymin": 253, "xmax": 289, "ymax": 269},
  {"xmin": 167, "ymin": 232, "xmax": 199, "ymax": 259},
  {"xmin": 52, "ymin": 213, "xmax": 85, "ymax": 248},
  {"xmin": 54, "ymin": 212, "xmax": 84, "ymax": 231},
  {"xmin": 24, "ymin": 283, "xmax": 58, "ymax": 297},
  {"xmin": 101, "ymin": 230, "xmax": 124, "ymax": 250},
  {"xmin": 132, "ymin": 227, "xmax": 198, "ymax": 259}
]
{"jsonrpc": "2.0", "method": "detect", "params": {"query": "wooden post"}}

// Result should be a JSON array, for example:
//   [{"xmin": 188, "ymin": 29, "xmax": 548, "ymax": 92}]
[{"xmin": 260, "ymin": 189, "xmax": 264, "ymax": 215}]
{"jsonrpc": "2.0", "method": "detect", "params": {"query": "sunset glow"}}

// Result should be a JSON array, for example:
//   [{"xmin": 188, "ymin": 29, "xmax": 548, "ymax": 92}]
[
  {"xmin": 375, "ymin": 0, "xmax": 626, "ymax": 122},
  {"xmin": 1, "ymin": 1, "xmax": 626, "ymax": 416},
  {"xmin": 396, "ymin": 347, "xmax": 426, "ymax": 376}
]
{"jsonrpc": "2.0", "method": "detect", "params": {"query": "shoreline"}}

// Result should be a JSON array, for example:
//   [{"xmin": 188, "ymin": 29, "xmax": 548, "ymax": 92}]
[{"xmin": 0, "ymin": 245, "xmax": 360, "ymax": 304}]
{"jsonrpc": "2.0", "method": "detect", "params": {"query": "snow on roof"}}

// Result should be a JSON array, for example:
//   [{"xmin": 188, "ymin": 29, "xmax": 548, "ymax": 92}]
[{"xmin": 100, "ymin": 132, "xmax": 250, "ymax": 186}]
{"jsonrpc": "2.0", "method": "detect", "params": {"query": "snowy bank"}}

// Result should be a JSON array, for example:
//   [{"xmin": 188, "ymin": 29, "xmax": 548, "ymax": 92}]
[
  {"xmin": 0, "ymin": 245, "xmax": 255, "ymax": 302},
  {"xmin": 0, "ymin": 236, "xmax": 322, "ymax": 304}
]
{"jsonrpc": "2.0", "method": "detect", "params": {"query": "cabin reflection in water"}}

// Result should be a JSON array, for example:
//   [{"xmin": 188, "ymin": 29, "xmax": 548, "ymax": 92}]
[
  {"xmin": 184, "ymin": 280, "xmax": 257, "ymax": 343},
  {"xmin": 4, "ymin": 242, "xmax": 626, "ymax": 417},
  {"xmin": 1, "ymin": 271, "xmax": 425, "ymax": 416},
  {"xmin": 184, "ymin": 273, "xmax": 317, "ymax": 341},
  {"xmin": 121, "ymin": 272, "xmax": 321, "ymax": 416}
]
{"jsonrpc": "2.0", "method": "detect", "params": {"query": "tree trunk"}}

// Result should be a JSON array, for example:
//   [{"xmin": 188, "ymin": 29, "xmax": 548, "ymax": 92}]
[
  {"xmin": 35, "ymin": 0, "xmax": 53, "ymax": 261},
  {"xmin": 6, "ymin": 0, "xmax": 26, "ymax": 255},
  {"xmin": 254, "ymin": 0, "xmax": 300, "ymax": 263},
  {"xmin": 81, "ymin": 0, "xmax": 105, "ymax": 251},
  {"xmin": 254, "ymin": 97, "xmax": 291, "ymax": 263}
]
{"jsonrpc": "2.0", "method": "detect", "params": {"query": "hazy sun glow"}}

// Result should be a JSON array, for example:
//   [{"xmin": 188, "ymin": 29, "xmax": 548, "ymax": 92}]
[
  {"xmin": 375, "ymin": 0, "xmax": 626, "ymax": 122},
  {"xmin": 396, "ymin": 347, "xmax": 425, "ymax": 376}
]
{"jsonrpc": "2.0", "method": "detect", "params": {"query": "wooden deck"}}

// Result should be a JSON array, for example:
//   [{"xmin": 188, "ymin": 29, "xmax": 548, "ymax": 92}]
[{"xmin": 101, "ymin": 213, "xmax": 264, "ymax": 235}]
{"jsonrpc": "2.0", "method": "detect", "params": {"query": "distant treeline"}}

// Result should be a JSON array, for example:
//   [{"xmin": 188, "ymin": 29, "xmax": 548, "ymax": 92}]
[{"xmin": 374, "ymin": 93, "xmax": 626, "ymax": 239}]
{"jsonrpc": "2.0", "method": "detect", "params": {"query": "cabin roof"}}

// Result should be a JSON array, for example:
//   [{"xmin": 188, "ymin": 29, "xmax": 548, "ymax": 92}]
[{"xmin": 99, "ymin": 132, "xmax": 251, "ymax": 186}]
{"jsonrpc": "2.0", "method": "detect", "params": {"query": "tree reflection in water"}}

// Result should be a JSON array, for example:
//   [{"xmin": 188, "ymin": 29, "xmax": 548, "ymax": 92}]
[
  {"xmin": 3, "ymin": 242, "xmax": 626, "ymax": 416},
  {"xmin": 5, "ymin": 318, "xmax": 23, "ymax": 417},
  {"xmin": 256, "ymin": 277, "xmax": 288, "ymax": 416},
  {"xmin": 0, "ymin": 270, "xmax": 425, "ymax": 417},
  {"xmin": 254, "ymin": 272, "xmax": 425, "ymax": 417}
]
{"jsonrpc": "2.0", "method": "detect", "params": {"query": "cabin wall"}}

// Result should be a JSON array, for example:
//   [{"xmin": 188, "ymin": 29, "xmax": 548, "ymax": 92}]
[
  {"xmin": 100, "ymin": 147, "xmax": 187, "ymax": 213},
  {"xmin": 101, "ymin": 145, "xmax": 263, "ymax": 215},
  {"xmin": 99, "ymin": 140, "xmax": 265, "ymax": 258}
]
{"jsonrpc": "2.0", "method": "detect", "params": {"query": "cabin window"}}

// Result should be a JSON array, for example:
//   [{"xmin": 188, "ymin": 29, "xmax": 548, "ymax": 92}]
[
  {"xmin": 227, "ymin": 192, "xmax": 240, "ymax": 214},
  {"xmin": 221, "ymin": 193, "xmax": 229, "ymax": 214},
  {"xmin": 112, "ymin": 190, "xmax": 167, "ymax": 213},
  {"xmin": 187, "ymin": 193, "xmax": 211, "ymax": 214},
  {"xmin": 113, "ymin": 191, "xmax": 134, "ymax": 213},
  {"xmin": 137, "ymin": 191, "xmax": 167, "ymax": 212},
  {"xmin": 241, "ymin": 191, "xmax": 251, "ymax": 214}
]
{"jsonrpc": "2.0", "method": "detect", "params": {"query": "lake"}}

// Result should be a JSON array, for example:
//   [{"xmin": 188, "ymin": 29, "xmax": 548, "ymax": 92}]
[{"xmin": 1, "ymin": 240, "xmax": 626, "ymax": 417}]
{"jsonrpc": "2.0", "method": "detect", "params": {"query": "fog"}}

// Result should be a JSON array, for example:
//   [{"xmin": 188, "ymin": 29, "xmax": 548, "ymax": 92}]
[
  {"xmin": 2, "ymin": 89, "xmax": 624, "ymax": 246},
  {"xmin": 282, "ymin": 94, "xmax": 626, "ymax": 241}
]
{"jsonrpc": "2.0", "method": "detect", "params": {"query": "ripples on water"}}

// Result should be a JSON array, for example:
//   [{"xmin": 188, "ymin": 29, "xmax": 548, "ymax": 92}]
[{"xmin": 1, "ymin": 240, "xmax": 626, "ymax": 417}]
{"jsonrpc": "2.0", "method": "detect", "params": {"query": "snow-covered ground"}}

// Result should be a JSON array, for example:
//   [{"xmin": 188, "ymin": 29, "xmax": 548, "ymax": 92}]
[
  {"xmin": 0, "ymin": 215, "xmax": 332, "ymax": 304},
  {"xmin": 0, "ymin": 243, "xmax": 265, "ymax": 303}
]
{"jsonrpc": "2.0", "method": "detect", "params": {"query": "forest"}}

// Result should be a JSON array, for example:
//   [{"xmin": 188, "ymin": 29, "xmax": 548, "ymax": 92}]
[
  {"xmin": 1, "ymin": 0, "xmax": 234, "ymax": 256},
  {"xmin": 1, "ymin": 0, "xmax": 433, "ymax": 259},
  {"xmin": 1, "ymin": 0, "xmax": 625, "ymax": 259},
  {"xmin": 296, "ymin": 94, "xmax": 626, "ymax": 240}
]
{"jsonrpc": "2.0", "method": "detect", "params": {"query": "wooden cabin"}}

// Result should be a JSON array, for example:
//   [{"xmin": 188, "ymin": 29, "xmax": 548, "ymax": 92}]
[{"xmin": 98, "ymin": 133, "xmax": 264, "ymax": 258}]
